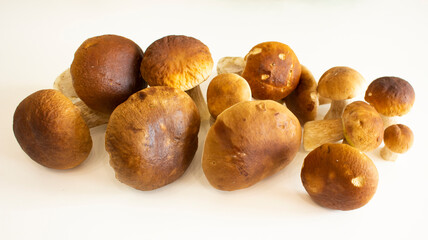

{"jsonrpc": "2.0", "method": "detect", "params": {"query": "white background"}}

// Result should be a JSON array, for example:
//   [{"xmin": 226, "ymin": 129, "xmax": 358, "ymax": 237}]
[{"xmin": 1, "ymin": 0, "xmax": 427, "ymax": 239}]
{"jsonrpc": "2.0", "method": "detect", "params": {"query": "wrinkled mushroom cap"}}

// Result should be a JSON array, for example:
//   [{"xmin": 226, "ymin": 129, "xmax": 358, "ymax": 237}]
[
  {"xmin": 317, "ymin": 66, "xmax": 365, "ymax": 101},
  {"xmin": 384, "ymin": 124, "xmax": 414, "ymax": 153},
  {"xmin": 365, "ymin": 76, "xmax": 415, "ymax": 117},
  {"xmin": 13, "ymin": 89, "xmax": 92, "ymax": 169},
  {"xmin": 140, "ymin": 35, "xmax": 214, "ymax": 91}
]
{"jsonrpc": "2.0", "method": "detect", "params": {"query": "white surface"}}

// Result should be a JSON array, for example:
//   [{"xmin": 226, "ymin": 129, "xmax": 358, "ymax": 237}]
[{"xmin": 1, "ymin": 0, "xmax": 427, "ymax": 239}]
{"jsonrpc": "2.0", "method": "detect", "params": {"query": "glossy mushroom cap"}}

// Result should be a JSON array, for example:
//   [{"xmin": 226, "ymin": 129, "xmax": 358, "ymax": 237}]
[
  {"xmin": 71, "ymin": 34, "xmax": 146, "ymax": 114},
  {"xmin": 207, "ymin": 73, "xmax": 252, "ymax": 119},
  {"xmin": 301, "ymin": 143, "xmax": 379, "ymax": 211},
  {"xmin": 13, "ymin": 89, "xmax": 92, "ymax": 169},
  {"xmin": 242, "ymin": 42, "xmax": 301, "ymax": 100},
  {"xmin": 365, "ymin": 76, "xmax": 415, "ymax": 117},
  {"xmin": 105, "ymin": 86, "xmax": 200, "ymax": 191},
  {"xmin": 140, "ymin": 35, "xmax": 214, "ymax": 91},
  {"xmin": 202, "ymin": 100, "xmax": 301, "ymax": 191},
  {"xmin": 384, "ymin": 124, "xmax": 414, "ymax": 154},
  {"xmin": 317, "ymin": 66, "xmax": 365, "ymax": 101}
]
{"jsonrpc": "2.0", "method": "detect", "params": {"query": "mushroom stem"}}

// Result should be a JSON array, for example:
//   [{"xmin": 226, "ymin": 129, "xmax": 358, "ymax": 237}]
[
  {"xmin": 380, "ymin": 146, "xmax": 397, "ymax": 161},
  {"xmin": 186, "ymin": 85, "xmax": 211, "ymax": 121},
  {"xmin": 324, "ymin": 99, "xmax": 350, "ymax": 120},
  {"xmin": 318, "ymin": 94, "xmax": 332, "ymax": 105},
  {"xmin": 303, "ymin": 118, "xmax": 344, "ymax": 151},
  {"xmin": 216, "ymin": 56, "xmax": 246, "ymax": 75},
  {"xmin": 380, "ymin": 114, "xmax": 397, "ymax": 129}
]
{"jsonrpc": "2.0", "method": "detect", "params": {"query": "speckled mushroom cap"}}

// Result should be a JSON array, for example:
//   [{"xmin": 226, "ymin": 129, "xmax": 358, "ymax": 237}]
[
  {"xmin": 140, "ymin": 35, "xmax": 214, "ymax": 91},
  {"xmin": 317, "ymin": 66, "xmax": 365, "ymax": 101},
  {"xmin": 241, "ymin": 41, "xmax": 301, "ymax": 100},
  {"xmin": 342, "ymin": 101, "xmax": 384, "ymax": 152},
  {"xmin": 13, "ymin": 89, "xmax": 92, "ymax": 169},
  {"xmin": 364, "ymin": 76, "xmax": 415, "ymax": 117},
  {"xmin": 384, "ymin": 124, "xmax": 414, "ymax": 153},
  {"xmin": 301, "ymin": 143, "xmax": 379, "ymax": 211}
]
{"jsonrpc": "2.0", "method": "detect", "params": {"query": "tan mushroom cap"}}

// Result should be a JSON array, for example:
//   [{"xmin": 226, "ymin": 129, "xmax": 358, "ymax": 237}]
[
  {"xmin": 71, "ymin": 34, "xmax": 147, "ymax": 114},
  {"xmin": 207, "ymin": 73, "xmax": 252, "ymax": 119},
  {"xmin": 140, "ymin": 35, "xmax": 214, "ymax": 91},
  {"xmin": 365, "ymin": 76, "xmax": 415, "ymax": 117},
  {"xmin": 384, "ymin": 124, "xmax": 414, "ymax": 153},
  {"xmin": 13, "ymin": 89, "xmax": 92, "ymax": 169},
  {"xmin": 242, "ymin": 41, "xmax": 301, "ymax": 100},
  {"xmin": 317, "ymin": 66, "xmax": 365, "ymax": 101},
  {"xmin": 105, "ymin": 86, "xmax": 200, "ymax": 191},
  {"xmin": 342, "ymin": 101, "xmax": 384, "ymax": 152},
  {"xmin": 301, "ymin": 143, "xmax": 379, "ymax": 211}
]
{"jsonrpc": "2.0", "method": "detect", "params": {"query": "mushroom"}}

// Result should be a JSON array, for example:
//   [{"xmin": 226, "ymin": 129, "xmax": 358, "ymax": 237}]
[
  {"xmin": 202, "ymin": 100, "xmax": 301, "ymax": 191},
  {"xmin": 365, "ymin": 76, "xmax": 415, "ymax": 128},
  {"xmin": 301, "ymin": 143, "xmax": 379, "ymax": 210},
  {"xmin": 13, "ymin": 89, "xmax": 92, "ymax": 169},
  {"xmin": 317, "ymin": 66, "xmax": 365, "ymax": 119},
  {"xmin": 140, "ymin": 35, "xmax": 213, "ymax": 120},
  {"xmin": 71, "ymin": 34, "xmax": 147, "ymax": 114},
  {"xmin": 241, "ymin": 41, "xmax": 301, "ymax": 101},
  {"xmin": 105, "ymin": 86, "xmax": 200, "ymax": 191},
  {"xmin": 216, "ymin": 57, "xmax": 246, "ymax": 75},
  {"xmin": 284, "ymin": 65, "xmax": 319, "ymax": 125},
  {"xmin": 207, "ymin": 73, "xmax": 252, "ymax": 120},
  {"xmin": 380, "ymin": 124, "xmax": 414, "ymax": 161},
  {"xmin": 303, "ymin": 101, "xmax": 383, "ymax": 152}
]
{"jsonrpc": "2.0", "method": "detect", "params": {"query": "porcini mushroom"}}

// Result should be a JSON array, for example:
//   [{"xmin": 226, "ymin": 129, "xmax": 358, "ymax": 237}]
[
  {"xmin": 13, "ymin": 89, "xmax": 92, "ymax": 169},
  {"xmin": 241, "ymin": 41, "xmax": 301, "ymax": 101},
  {"xmin": 301, "ymin": 143, "xmax": 379, "ymax": 210},
  {"xmin": 303, "ymin": 101, "xmax": 383, "ymax": 152},
  {"xmin": 317, "ymin": 66, "xmax": 365, "ymax": 119},
  {"xmin": 380, "ymin": 124, "xmax": 414, "ymax": 161},
  {"xmin": 207, "ymin": 73, "xmax": 252, "ymax": 119},
  {"xmin": 105, "ymin": 86, "xmax": 200, "ymax": 191},
  {"xmin": 365, "ymin": 76, "xmax": 415, "ymax": 128},
  {"xmin": 202, "ymin": 100, "xmax": 301, "ymax": 191},
  {"xmin": 140, "ymin": 35, "xmax": 213, "ymax": 120},
  {"xmin": 216, "ymin": 57, "xmax": 246, "ymax": 75}
]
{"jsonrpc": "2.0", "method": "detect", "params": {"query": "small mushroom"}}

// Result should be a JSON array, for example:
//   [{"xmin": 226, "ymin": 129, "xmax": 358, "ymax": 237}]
[
  {"xmin": 317, "ymin": 66, "xmax": 365, "ymax": 119},
  {"xmin": 301, "ymin": 143, "xmax": 379, "ymax": 210},
  {"xmin": 380, "ymin": 124, "xmax": 414, "ymax": 161},
  {"xmin": 303, "ymin": 101, "xmax": 383, "ymax": 152},
  {"xmin": 216, "ymin": 57, "xmax": 246, "ymax": 75},
  {"xmin": 13, "ymin": 89, "xmax": 92, "ymax": 169},
  {"xmin": 140, "ymin": 35, "xmax": 213, "ymax": 120},
  {"xmin": 365, "ymin": 76, "xmax": 415, "ymax": 128}
]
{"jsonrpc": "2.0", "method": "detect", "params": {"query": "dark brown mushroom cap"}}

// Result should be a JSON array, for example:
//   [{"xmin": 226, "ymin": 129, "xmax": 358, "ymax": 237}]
[
  {"xmin": 105, "ymin": 86, "xmax": 200, "ymax": 191},
  {"xmin": 364, "ymin": 76, "xmax": 415, "ymax": 117},
  {"xmin": 71, "ymin": 34, "xmax": 146, "ymax": 114},
  {"xmin": 242, "ymin": 42, "xmax": 301, "ymax": 100},
  {"xmin": 140, "ymin": 35, "xmax": 214, "ymax": 91},
  {"xmin": 317, "ymin": 66, "xmax": 365, "ymax": 101},
  {"xmin": 384, "ymin": 124, "xmax": 414, "ymax": 153},
  {"xmin": 301, "ymin": 143, "xmax": 379, "ymax": 211},
  {"xmin": 13, "ymin": 89, "xmax": 92, "ymax": 169}
]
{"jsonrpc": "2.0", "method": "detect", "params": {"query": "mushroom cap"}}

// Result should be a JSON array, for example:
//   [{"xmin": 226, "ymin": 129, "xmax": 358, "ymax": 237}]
[
  {"xmin": 71, "ymin": 34, "xmax": 146, "ymax": 114},
  {"xmin": 342, "ymin": 101, "xmax": 384, "ymax": 152},
  {"xmin": 105, "ymin": 86, "xmax": 200, "ymax": 191},
  {"xmin": 317, "ymin": 66, "xmax": 365, "ymax": 101},
  {"xmin": 140, "ymin": 35, "xmax": 214, "ymax": 91},
  {"xmin": 384, "ymin": 124, "xmax": 414, "ymax": 153},
  {"xmin": 202, "ymin": 100, "xmax": 301, "ymax": 191},
  {"xmin": 301, "ymin": 143, "xmax": 379, "ymax": 210},
  {"xmin": 207, "ymin": 73, "xmax": 252, "ymax": 118},
  {"xmin": 13, "ymin": 89, "xmax": 92, "ymax": 169},
  {"xmin": 241, "ymin": 41, "xmax": 301, "ymax": 100},
  {"xmin": 364, "ymin": 76, "xmax": 415, "ymax": 117}
]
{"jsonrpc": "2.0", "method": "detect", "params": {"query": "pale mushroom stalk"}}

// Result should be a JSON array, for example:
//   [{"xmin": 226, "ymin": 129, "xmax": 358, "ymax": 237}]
[
  {"xmin": 380, "ymin": 147, "xmax": 397, "ymax": 161},
  {"xmin": 380, "ymin": 114, "xmax": 398, "ymax": 129},
  {"xmin": 186, "ymin": 86, "xmax": 211, "ymax": 121},
  {"xmin": 303, "ymin": 118, "xmax": 344, "ymax": 151},
  {"xmin": 318, "ymin": 94, "xmax": 332, "ymax": 105},
  {"xmin": 324, "ymin": 99, "xmax": 350, "ymax": 120}
]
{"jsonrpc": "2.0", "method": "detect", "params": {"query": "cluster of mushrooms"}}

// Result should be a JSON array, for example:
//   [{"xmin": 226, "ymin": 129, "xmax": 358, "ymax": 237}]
[{"xmin": 13, "ymin": 34, "xmax": 415, "ymax": 211}]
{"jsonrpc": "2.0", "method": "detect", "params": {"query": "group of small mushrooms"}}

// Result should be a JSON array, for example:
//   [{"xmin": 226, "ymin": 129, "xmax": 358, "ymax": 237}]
[{"xmin": 13, "ymin": 34, "xmax": 415, "ymax": 211}]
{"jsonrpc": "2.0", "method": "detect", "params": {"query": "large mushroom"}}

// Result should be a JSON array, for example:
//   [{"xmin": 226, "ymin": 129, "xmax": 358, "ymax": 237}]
[{"xmin": 380, "ymin": 124, "xmax": 414, "ymax": 161}]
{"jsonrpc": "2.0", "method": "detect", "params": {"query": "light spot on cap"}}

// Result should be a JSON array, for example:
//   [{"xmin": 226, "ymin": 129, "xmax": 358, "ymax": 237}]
[
  {"xmin": 279, "ymin": 53, "xmax": 286, "ymax": 60},
  {"xmin": 261, "ymin": 74, "xmax": 270, "ymax": 80},
  {"xmin": 368, "ymin": 92, "xmax": 372, "ymax": 96},
  {"xmin": 249, "ymin": 47, "xmax": 262, "ymax": 55},
  {"xmin": 351, "ymin": 176, "xmax": 365, "ymax": 187}
]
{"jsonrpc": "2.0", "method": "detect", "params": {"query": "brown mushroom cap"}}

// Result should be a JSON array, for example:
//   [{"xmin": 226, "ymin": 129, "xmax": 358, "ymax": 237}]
[
  {"xmin": 13, "ymin": 89, "xmax": 92, "ymax": 169},
  {"xmin": 384, "ymin": 124, "xmax": 414, "ymax": 153},
  {"xmin": 207, "ymin": 73, "xmax": 252, "ymax": 119},
  {"xmin": 317, "ymin": 66, "xmax": 365, "ymax": 101},
  {"xmin": 242, "ymin": 41, "xmax": 301, "ymax": 100},
  {"xmin": 342, "ymin": 101, "xmax": 384, "ymax": 152},
  {"xmin": 140, "ymin": 35, "xmax": 214, "ymax": 91},
  {"xmin": 202, "ymin": 100, "xmax": 301, "ymax": 191},
  {"xmin": 105, "ymin": 86, "xmax": 200, "ymax": 191},
  {"xmin": 301, "ymin": 143, "xmax": 379, "ymax": 210},
  {"xmin": 71, "ymin": 34, "xmax": 146, "ymax": 114},
  {"xmin": 364, "ymin": 76, "xmax": 415, "ymax": 117}
]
